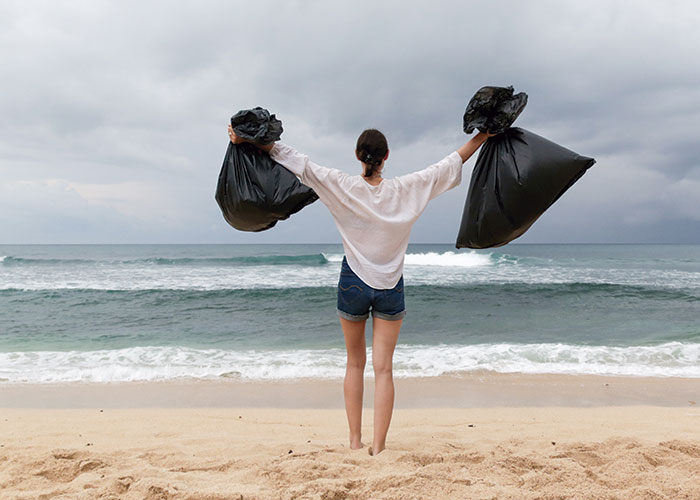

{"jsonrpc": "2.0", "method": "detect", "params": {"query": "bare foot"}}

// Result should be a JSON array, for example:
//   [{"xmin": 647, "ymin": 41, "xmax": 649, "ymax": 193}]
[
  {"xmin": 369, "ymin": 444, "xmax": 385, "ymax": 456},
  {"xmin": 350, "ymin": 441, "xmax": 364, "ymax": 450}
]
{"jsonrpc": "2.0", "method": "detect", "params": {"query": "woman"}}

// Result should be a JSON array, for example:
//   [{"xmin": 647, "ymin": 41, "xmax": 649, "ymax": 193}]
[{"xmin": 228, "ymin": 123, "xmax": 493, "ymax": 455}]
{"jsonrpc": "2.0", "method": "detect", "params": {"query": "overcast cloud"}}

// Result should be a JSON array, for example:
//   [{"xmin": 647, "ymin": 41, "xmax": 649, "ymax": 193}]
[{"xmin": 1, "ymin": 0, "xmax": 699, "ymax": 244}]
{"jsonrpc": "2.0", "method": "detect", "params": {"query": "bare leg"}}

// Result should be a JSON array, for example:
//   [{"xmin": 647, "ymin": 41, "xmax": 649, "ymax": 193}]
[
  {"xmin": 340, "ymin": 317, "xmax": 367, "ymax": 450},
  {"xmin": 369, "ymin": 317, "xmax": 402, "ymax": 456}
]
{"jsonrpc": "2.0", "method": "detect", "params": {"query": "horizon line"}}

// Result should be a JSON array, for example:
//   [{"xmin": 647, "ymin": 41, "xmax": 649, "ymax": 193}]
[{"xmin": 2, "ymin": 242, "xmax": 699, "ymax": 246}]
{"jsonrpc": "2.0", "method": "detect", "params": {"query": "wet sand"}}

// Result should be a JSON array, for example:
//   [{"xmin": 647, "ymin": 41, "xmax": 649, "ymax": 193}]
[{"xmin": 1, "ymin": 371, "xmax": 698, "ymax": 408}]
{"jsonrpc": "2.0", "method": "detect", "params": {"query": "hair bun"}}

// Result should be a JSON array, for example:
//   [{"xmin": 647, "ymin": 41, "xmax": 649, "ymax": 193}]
[
  {"xmin": 362, "ymin": 151, "xmax": 381, "ymax": 167},
  {"xmin": 356, "ymin": 128, "xmax": 388, "ymax": 177}
]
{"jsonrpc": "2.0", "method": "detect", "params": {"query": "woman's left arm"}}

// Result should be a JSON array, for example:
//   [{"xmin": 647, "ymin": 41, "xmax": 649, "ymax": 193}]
[
  {"xmin": 228, "ymin": 125, "xmax": 275, "ymax": 152},
  {"xmin": 228, "ymin": 125, "xmax": 342, "ymax": 189}
]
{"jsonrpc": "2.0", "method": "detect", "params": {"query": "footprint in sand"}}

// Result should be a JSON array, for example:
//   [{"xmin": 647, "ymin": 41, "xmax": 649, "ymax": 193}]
[{"xmin": 34, "ymin": 449, "xmax": 107, "ymax": 483}]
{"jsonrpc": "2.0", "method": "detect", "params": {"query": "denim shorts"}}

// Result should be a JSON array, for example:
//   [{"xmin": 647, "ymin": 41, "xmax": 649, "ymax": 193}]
[{"xmin": 337, "ymin": 257, "xmax": 406, "ymax": 322}]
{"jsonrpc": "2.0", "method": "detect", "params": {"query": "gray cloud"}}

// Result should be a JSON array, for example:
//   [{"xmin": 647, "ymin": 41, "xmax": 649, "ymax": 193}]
[{"xmin": 1, "ymin": 0, "xmax": 699, "ymax": 244}]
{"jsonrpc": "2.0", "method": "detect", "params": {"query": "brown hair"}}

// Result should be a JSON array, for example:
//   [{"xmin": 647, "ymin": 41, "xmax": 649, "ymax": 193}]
[{"xmin": 356, "ymin": 129, "xmax": 388, "ymax": 177}]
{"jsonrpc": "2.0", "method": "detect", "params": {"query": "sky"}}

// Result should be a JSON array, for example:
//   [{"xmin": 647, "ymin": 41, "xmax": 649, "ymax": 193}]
[{"xmin": 1, "ymin": 0, "xmax": 699, "ymax": 244}]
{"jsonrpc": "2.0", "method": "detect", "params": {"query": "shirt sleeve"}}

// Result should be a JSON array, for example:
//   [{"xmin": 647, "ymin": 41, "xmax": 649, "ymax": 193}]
[
  {"xmin": 398, "ymin": 151, "xmax": 464, "ymax": 201},
  {"xmin": 268, "ymin": 142, "xmax": 348, "ymax": 204},
  {"xmin": 268, "ymin": 143, "xmax": 306, "ymax": 177}
]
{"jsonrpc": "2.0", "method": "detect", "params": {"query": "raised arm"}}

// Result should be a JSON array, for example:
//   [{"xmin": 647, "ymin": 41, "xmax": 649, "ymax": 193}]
[
  {"xmin": 394, "ymin": 130, "xmax": 498, "ymax": 207},
  {"xmin": 228, "ymin": 125, "xmax": 275, "ymax": 152},
  {"xmin": 456, "ymin": 131, "xmax": 494, "ymax": 163},
  {"xmin": 227, "ymin": 124, "xmax": 345, "ymax": 199}
]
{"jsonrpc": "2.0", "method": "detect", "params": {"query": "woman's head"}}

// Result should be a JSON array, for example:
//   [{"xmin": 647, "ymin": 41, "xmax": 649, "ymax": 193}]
[{"xmin": 356, "ymin": 129, "xmax": 388, "ymax": 177}]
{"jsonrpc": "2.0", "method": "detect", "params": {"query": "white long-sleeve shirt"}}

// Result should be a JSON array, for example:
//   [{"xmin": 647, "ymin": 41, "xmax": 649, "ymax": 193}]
[{"xmin": 269, "ymin": 143, "xmax": 463, "ymax": 289}]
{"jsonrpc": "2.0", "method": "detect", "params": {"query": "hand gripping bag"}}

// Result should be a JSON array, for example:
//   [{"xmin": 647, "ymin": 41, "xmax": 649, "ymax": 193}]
[
  {"xmin": 215, "ymin": 108, "xmax": 318, "ymax": 232},
  {"xmin": 463, "ymin": 85, "xmax": 528, "ymax": 134},
  {"xmin": 456, "ymin": 127, "xmax": 595, "ymax": 248},
  {"xmin": 230, "ymin": 107, "xmax": 284, "ymax": 144}
]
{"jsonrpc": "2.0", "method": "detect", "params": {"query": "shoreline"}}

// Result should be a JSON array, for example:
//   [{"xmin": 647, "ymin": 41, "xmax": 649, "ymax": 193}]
[{"xmin": 2, "ymin": 371, "xmax": 698, "ymax": 408}]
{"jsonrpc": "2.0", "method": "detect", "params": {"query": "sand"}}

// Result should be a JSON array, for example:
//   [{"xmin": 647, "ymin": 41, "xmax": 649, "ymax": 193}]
[
  {"xmin": 1, "ymin": 407, "xmax": 700, "ymax": 499},
  {"xmin": 1, "ymin": 375, "xmax": 700, "ymax": 499}
]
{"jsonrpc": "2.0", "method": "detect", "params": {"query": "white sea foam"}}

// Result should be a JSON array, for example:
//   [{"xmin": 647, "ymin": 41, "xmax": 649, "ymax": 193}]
[
  {"xmin": 324, "ymin": 251, "xmax": 493, "ymax": 267},
  {"xmin": 323, "ymin": 253, "xmax": 343, "ymax": 262},
  {"xmin": 405, "ymin": 251, "xmax": 492, "ymax": 267},
  {"xmin": 1, "ymin": 342, "xmax": 699, "ymax": 384},
  {"xmin": 1, "ymin": 250, "xmax": 698, "ymax": 291}
]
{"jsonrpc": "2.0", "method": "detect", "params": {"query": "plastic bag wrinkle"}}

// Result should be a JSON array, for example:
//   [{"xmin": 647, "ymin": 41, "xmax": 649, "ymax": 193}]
[
  {"xmin": 230, "ymin": 107, "xmax": 283, "ymax": 145},
  {"xmin": 463, "ymin": 85, "xmax": 528, "ymax": 135},
  {"xmin": 215, "ymin": 110, "xmax": 318, "ymax": 232},
  {"xmin": 456, "ymin": 127, "xmax": 595, "ymax": 248}
]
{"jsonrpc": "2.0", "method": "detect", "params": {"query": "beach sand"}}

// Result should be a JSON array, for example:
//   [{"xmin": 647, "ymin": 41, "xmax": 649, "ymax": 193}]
[{"xmin": 1, "ymin": 374, "xmax": 699, "ymax": 499}]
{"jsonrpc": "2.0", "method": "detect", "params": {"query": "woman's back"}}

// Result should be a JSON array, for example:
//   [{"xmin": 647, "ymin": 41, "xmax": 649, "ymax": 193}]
[{"xmin": 269, "ymin": 143, "xmax": 463, "ymax": 288}]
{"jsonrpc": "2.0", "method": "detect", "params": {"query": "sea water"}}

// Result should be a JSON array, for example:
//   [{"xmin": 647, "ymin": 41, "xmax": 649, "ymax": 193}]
[{"xmin": 0, "ymin": 244, "xmax": 698, "ymax": 383}]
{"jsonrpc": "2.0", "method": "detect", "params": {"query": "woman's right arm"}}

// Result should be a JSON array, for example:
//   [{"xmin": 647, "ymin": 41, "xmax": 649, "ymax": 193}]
[
  {"xmin": 396, "ymin": 130, "xmax": 496, "ymax": 206},
  {"xmin": 456, "ymin": 131, "xmax": 493, "ymax": 163}
]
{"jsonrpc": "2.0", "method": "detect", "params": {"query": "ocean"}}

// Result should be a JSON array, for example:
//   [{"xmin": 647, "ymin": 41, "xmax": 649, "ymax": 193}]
[{"xmin": 0, "ymin": 244, "xmax": 698, "ymax": 383}]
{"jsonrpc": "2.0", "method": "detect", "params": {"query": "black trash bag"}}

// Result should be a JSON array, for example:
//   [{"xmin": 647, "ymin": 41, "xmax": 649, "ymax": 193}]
[
  {"xmin": 463, "ymin": 86, "xmax": 528, "ymax": 134},
  {"xmin": 230, "ymin": 107, "xmax": 283, "ymax": 145},
  {"xmin": 215, "ymin": 142, "xmax": 318, "ymax": 232},
  {"xmin": 456, "ymin": 127, "xmax": 595, "ymax": 249}
]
